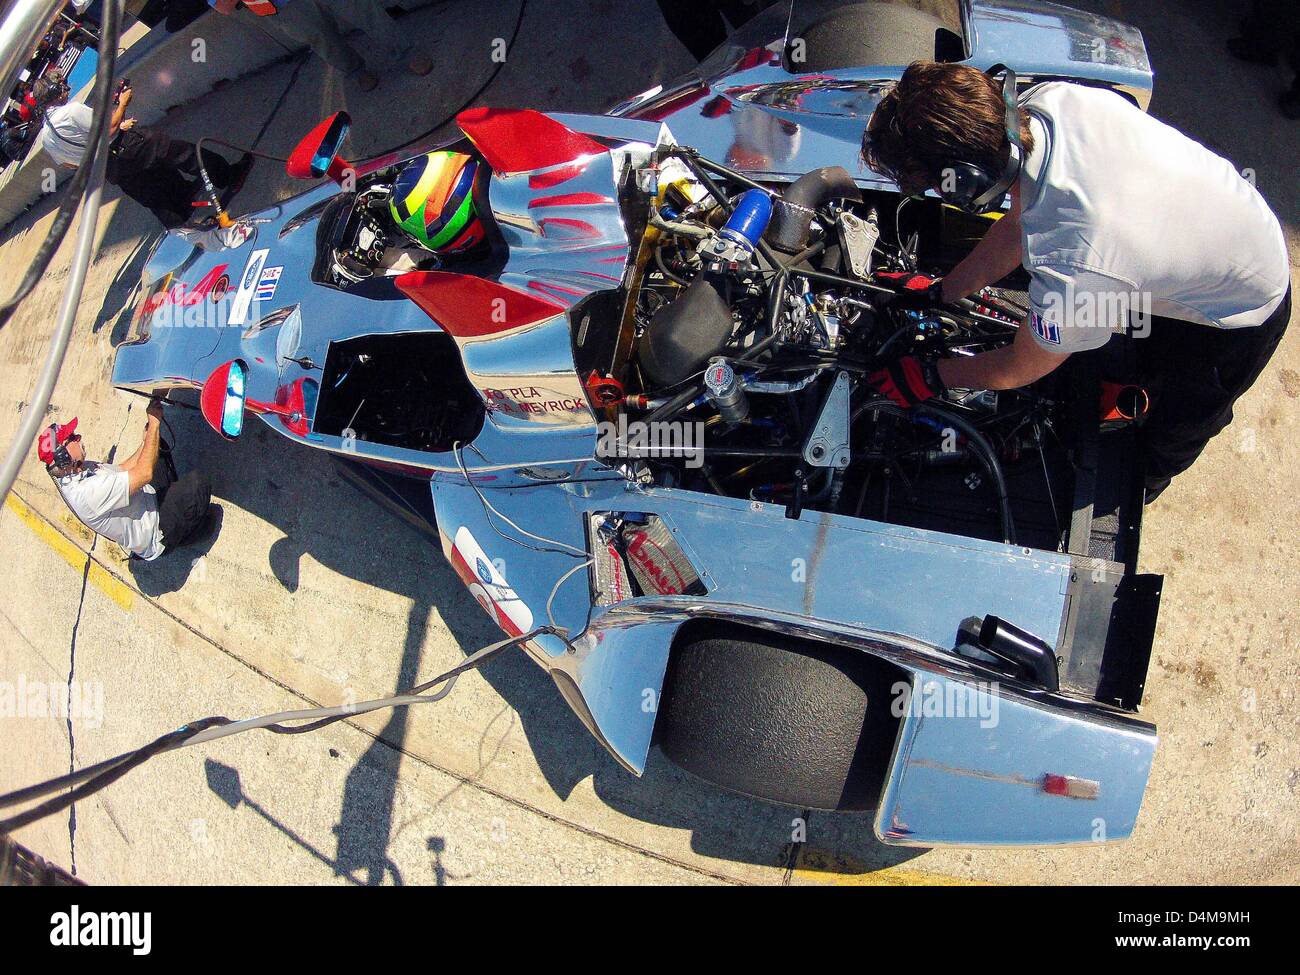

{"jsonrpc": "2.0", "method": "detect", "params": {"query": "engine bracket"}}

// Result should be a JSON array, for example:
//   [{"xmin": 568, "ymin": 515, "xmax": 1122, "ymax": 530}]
[{"xmin": 803, "ymin": 370, "xmax": 852, "ymax": 469}]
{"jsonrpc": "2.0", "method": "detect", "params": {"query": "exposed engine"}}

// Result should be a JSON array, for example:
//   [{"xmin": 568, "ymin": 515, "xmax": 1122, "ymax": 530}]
[{"xmin": 609, "ymin": 150, "xmax": 1084, "ymax": 552}]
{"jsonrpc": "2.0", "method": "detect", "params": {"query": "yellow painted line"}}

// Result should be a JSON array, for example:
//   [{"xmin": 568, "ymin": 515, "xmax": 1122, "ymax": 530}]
[
  {"xmin": 4, "ymin": 493, "xmax": 135, "ymax": 612},
  {"xmin": 790, "ymin": 846, "xmax": 987, "ymax": 886},
  {"xmin": 940, "ymin": 202, "xmax": 1003, "ymax": 221}
]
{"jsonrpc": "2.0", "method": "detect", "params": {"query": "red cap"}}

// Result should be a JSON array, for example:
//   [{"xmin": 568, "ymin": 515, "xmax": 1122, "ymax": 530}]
[{"xmin": 37, "ymin": 417, "xmax": 78, "ymax": 465}]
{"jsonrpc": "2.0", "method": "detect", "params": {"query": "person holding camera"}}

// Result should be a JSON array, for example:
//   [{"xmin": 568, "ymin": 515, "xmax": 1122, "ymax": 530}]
[
  {"xmin": 38, "ymin": 74, "xmax": 252, "ymax": 227},
  {"xmin": 39, "ymin": 400, "xmax": 215, "ymax": 561}
]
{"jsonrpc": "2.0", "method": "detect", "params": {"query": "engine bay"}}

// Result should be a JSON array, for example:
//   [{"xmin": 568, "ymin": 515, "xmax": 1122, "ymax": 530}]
[
  {"xmin": 298, "ymin": 140, "xmax": 1144, "ymax": 561},
  {"xmin": 589, "ymin": 148, "xmax": 1145, "ymax": 557}
]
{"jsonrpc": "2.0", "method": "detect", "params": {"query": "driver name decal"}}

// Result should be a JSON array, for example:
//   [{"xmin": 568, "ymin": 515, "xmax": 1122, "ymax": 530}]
[{"xmin": 481, "ymin": 386, "xmax": 588, "ymax": 417}]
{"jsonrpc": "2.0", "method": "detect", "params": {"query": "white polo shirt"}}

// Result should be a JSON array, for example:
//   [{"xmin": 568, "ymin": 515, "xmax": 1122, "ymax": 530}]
[
  {"xmin": 1017, "ymin": 82, "xmax": 1290, "ymax": 353},
  {"xmin": 39, "ymin": 102, "xmax": 93, "ymax": 168},
  {"xmin": 56, "ymin": 462, "xmax": 164, "ymax": 560}
]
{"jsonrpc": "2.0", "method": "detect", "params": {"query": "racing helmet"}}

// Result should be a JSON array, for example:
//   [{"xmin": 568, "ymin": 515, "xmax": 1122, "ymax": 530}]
[{"xmin": 388, "ymin": 150, "xmax": 486, "ymax": 255}]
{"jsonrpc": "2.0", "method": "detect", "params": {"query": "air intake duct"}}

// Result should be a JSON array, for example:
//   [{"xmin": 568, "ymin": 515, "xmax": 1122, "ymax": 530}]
[
  {"xmin": 765, "ymin": 166, "xmax": 861, "ymax": 253},
  {"xmin": 977, "ymin": 615, "xmax": 1060, "ymax": 692}
]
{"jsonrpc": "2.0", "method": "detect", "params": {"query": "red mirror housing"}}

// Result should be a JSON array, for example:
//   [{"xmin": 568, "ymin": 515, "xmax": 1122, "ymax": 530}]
[
  {"xmin": 286, "ymin": 111, "xmax": 353, "ymax": 184},
  {"xmin": 199, "ymin": 360, "xmax": 247, "ymax": 440}
]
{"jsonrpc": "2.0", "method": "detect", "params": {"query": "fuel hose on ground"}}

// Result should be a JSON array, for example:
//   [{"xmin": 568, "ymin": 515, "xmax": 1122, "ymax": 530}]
[
  {"xmin": 194, "ymin": 138, "xmax": 289, "ymax": 228},
  {"xmin": 0, "ymin": 625, "xmax": 569, "ymax": 833}
]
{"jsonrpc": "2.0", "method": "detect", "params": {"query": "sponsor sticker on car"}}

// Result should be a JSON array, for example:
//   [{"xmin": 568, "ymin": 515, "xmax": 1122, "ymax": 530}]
[
  {"xmin": 255, "ymin": 265, "xmax": 283, "ymax": 303},
  {"xmin": 228, "ymin": 248, "xmax": 269, "ymax": 326},
  {"xmin": 448, "ymin": 526, "xmax": 534, "ymax": 637}
]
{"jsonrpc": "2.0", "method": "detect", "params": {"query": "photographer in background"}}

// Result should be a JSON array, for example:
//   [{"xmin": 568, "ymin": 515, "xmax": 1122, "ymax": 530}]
[
  {"xmin": 0, "ymin": 119, "xmax": 32, "ymax": 168},
  {"xmin": 40, "ymin": 402, "xmax": 215, "ymax": 561},
  {"xmin": 38, "ymin": 74, "xmax": 252, "ymax": 227}
]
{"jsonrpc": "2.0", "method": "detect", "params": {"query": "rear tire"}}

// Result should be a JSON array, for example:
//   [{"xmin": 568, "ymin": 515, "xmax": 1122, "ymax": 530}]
[{"xmin": 655, "ymin": 621, "xmax": 906, "ymax": 811}]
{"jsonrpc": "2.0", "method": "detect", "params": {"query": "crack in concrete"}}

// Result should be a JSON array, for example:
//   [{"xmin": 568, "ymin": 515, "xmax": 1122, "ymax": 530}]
[
  {"xmin": 64, "ymin": 547, "xmax": 92, "ymax": 878},
  {"xmin": 61, "ymin": 417, "xmax": 132, "ymax": 876},
  {"xmin": 7, "ymin": 487, "xmax": 745, "ymax": 886}
]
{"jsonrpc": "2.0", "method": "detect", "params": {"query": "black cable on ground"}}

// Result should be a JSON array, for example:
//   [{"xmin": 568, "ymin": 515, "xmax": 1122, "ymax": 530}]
[
  {"xmin": 0, "ymin": 625, "xmax": 567, "ymax": 833},
  {"xmin": 0, "ymin": 718, "xmax": 233, "ymax": 834},
  {"xmin": 0, "ymin": 0, "xmax": 123, "ymax": 334},
  {"xmin": 195, "ymin": 138, "xmax": 288, "ymax": 166},
  {"xmin": 250, "ymin": 50, "xmax": 309, "ymax": 151}
]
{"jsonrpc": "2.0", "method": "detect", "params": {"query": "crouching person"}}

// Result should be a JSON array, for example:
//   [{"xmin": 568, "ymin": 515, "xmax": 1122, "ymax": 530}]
[{"xmin": 39, "ymin": 399, "xmax": 214, "ymax": 560}]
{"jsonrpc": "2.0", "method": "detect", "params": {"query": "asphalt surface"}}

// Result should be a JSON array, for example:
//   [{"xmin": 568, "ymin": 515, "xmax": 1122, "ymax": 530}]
[{"xmin": 0, "ymin": 0, "xmax": 1297, "ymax": 885}]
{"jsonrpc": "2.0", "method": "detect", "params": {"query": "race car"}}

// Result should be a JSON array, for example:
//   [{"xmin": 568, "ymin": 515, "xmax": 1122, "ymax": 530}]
[{"xmin": 113, "ymin": 0, "xmax": 1163, "ymax": 845}]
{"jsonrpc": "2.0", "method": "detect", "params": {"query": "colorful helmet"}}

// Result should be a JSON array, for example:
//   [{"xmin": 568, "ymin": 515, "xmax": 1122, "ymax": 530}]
[{"xmin": 389, "ymin": 151, "xmax": 486, "ymax": 254}]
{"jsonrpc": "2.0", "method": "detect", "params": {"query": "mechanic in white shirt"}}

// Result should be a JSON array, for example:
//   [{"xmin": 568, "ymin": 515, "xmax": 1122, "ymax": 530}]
[
  {"xmin": 36, "ymin": 72, "xmax": 125, "ymax": 168},
  {"xmin": 38, "ymin": 402, "xmax": 214, "ymax": 561},
  {"xmin": 862, "ymin": 63, "xmax": 1291, "ymax": 501}
]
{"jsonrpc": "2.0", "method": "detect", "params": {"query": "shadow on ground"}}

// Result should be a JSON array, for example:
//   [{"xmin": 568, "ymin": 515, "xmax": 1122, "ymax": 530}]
[
  {"xmin": 151, "ymin": 397, "xmax": 923, "ymax": 880},
  {"xmin": 29, "ymin": 0, "xmax": 1295, "ymax": 883}
]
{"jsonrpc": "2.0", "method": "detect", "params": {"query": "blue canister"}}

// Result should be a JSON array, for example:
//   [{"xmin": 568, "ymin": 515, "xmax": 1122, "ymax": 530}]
[{"xmin": 718, "ymin": 189, "xmax": 773, "ymax": 253}]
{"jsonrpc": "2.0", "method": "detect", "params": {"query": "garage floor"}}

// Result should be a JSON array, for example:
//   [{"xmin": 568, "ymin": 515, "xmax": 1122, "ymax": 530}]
[{"xmin": 0, "ymin": 0, "xmax": 1296, "ymax": 884}]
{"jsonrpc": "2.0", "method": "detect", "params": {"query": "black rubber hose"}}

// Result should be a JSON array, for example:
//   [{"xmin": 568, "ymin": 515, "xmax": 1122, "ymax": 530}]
[
  {"xmin": 691, "ymin": 154, "xmax": 773, "ymax": 195},
  {"xmin": 917, "ymin": 401, "xmax": 1017, "ymax": 546},
  {"xmin": 698, "ymin": 446, "xmax": 802, "ymax": 459},
  {"xmin": 766, "ymin": 166, "xmax": 861, "ymax": 253},
  {"xmin": 853, "ymin": 397, "xmax": 1017, "ymax": 545},
  {"xmin": 798, "ymin": 265, "xmax": 894, "ymax": 297}
]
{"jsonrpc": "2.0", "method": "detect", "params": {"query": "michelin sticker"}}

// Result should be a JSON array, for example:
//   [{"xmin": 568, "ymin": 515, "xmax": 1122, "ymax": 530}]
[{"xmin": 228, "ymin": 247, "xmax": 269, "ymax": 326}]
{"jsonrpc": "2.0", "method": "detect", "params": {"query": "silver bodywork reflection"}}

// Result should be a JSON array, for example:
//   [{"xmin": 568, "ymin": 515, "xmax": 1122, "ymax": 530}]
[
  {"xmin": 112, "ymin": 0, "xmax": 1159, "ymax": 846},
  {"xmin": 611, "ymin": 0, "xmax": 1152, "ymax": 190}
]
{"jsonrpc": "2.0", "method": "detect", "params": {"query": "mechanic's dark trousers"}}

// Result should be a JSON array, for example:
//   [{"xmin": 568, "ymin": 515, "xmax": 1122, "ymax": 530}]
[
  {"xmin": 149, "ymin": 454, "xmax": 213, "ymax": 554},
  {"xmin": 1136, "ymin": 287, "xmax": 1291, "ymax": 502},
  {"xmin": 107, "ymin": 126, "xmax": 238, "ymax": 229}
]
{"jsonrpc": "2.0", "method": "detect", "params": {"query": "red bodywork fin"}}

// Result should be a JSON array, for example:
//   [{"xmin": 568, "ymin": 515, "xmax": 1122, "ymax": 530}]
[
  {"xmin": 395, "ymin": 271, "xmax": 565, "ymax": 338},
  {"xmin": 456, "ymin": 107, "xmax": 606, "ymax": 175}
]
